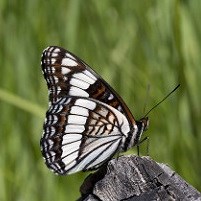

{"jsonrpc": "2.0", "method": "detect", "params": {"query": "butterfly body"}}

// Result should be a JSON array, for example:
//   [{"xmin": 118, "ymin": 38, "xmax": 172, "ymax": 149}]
[{"xmin": 40, "ymin": 46, "xmax": 148, "ymax": 175}]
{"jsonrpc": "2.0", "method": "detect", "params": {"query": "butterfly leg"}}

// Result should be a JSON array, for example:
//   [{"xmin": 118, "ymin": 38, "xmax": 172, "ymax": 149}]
[{"xmin": 116, "ymin": 151, "xmax": 123, "ymax": 162}]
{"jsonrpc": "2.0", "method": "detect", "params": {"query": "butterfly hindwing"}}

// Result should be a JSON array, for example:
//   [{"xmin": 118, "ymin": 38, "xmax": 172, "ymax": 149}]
[{"xmin": 41, "ymin": 97, "xmax": 130, "ymax": 174}]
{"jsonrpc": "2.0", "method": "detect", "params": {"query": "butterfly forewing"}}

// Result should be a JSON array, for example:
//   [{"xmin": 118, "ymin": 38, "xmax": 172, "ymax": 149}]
[
  {"xmin": 41, "ymin": 46, "xmax": 135, "ymax": 125},
  {"xmin": 41, "ymin": 46, "xmax": 140, "ymax": 175}
]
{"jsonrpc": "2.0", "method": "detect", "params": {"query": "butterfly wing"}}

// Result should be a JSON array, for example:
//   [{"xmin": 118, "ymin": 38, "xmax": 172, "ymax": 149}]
[
  {"xmin": 41, "ymin": 46, "xmax": 135, "ymax": 126},
  {"xmin": 41, "ymin": 46, "xmax": 138, "ymax": 175},
  {"xmin": 40, "ymin": 97, "xmax": 131, "ymax": 175}
]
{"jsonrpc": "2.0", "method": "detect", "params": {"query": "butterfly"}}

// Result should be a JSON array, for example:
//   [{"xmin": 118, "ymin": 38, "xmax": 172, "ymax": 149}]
[{"xmin": 40, "ymin": 46, "xmax": 149, "ymax": 175}]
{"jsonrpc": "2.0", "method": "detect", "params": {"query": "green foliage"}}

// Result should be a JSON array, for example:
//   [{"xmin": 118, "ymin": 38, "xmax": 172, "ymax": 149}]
[{"xmin": 0, "ymin": 0, "xmax": 201, "ymax": 200}]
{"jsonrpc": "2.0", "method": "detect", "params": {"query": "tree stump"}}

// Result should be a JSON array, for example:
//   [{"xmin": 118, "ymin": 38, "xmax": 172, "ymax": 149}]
[{"xmin": 78, "ymin": 155, "xmax": 201, "ymax": 201}]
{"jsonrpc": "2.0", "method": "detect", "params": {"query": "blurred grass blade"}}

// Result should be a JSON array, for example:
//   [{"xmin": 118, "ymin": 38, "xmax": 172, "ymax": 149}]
[{"xmin": 0, "ymin": 89, "xmax": 45, "ymax": 118}]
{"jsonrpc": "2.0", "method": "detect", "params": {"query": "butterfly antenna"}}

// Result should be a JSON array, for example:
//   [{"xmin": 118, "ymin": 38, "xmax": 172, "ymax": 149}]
[
  {"xmin": 144, "ymin": 84, "xmax": 180, "ymax": 118},
  {"xmin": 143, "ymin": 84, "xmax": 151, "ymax": 115}
]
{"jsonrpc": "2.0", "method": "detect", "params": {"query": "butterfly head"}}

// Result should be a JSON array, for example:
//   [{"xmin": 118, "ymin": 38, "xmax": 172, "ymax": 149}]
[
  {"xmin": 134, "ymin": 117, "xmax": 149, "ymax": 145},
  {"xmin": 139, "ymin": 116, "xmax": 149, "ymax": 132}
]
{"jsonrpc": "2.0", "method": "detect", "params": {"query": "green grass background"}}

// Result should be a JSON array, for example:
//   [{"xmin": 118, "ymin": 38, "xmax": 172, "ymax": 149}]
[{"xmin": 0, "ymin": 0, "xmax": 201, "ymax": 200}]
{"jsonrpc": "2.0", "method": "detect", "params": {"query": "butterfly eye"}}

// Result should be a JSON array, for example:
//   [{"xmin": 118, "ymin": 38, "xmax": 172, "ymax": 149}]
[{"xmin": 40, "ymin": 46, "xmax": 147, "ymax": 175}]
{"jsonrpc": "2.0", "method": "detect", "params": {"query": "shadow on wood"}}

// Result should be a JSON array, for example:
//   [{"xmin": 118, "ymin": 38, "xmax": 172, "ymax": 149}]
[{"xmin": 78, "ymin": 155, "xmax": 201, "ymax": 201}]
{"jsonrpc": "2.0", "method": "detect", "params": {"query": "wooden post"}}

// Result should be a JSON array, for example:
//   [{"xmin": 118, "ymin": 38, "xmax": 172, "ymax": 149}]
[{"xmin": 78, "ymin": 155, "xmax": 201, "ymax": 201}]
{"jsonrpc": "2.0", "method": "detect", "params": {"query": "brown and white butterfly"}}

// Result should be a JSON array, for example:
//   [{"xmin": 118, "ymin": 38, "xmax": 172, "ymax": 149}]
[{"xmin": 40, "ymin": 46, "xmax": 149, "ymax": 175}]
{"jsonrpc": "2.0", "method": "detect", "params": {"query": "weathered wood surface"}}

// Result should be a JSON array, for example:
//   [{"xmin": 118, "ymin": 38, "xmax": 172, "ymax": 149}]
[{"xmin": 78, "ymin": 155, "xmax": 201, "ymax": 201}]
